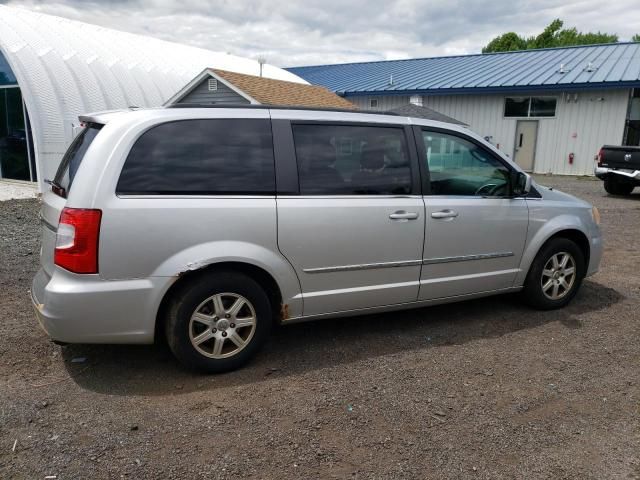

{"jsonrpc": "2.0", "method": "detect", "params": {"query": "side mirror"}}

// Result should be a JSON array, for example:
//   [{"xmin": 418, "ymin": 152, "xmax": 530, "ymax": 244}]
[{"xmin": 511, "ymin": 171, "xmax": 532, "ymax": 196}]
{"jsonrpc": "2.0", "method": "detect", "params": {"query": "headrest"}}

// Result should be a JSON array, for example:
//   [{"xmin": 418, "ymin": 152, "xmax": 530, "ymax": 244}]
[{"xmin": 360, "ymin": 145, "xmax": 385, "ymax": 170}]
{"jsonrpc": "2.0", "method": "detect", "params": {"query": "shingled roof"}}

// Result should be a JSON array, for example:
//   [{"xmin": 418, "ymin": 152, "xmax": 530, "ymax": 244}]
[{"xmin": 210, "ymin": 69, "xmax": 356, "ymax": 109}]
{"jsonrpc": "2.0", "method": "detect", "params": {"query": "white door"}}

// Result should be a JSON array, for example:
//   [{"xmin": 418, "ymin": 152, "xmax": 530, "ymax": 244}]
[
  {"xmin": 418, "ymin": 129, "xmax": 529, "ymax": 300},
  {"xmin": 277, "ymin": 123, "xmax": 425, "ymax": 316},
  {"xmin": 514, "ymin": 120, "xmax": 538, "ymax": 171}
]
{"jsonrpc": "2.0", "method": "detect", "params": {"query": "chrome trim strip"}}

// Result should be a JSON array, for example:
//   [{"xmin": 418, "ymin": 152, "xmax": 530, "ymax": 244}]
[
  {"xmin": 422, "ymin": 252, "xmax": 514, "ymax": 265},
  {"xmin": 303, "ymin": 259, "xmax": 422, "ymax": 274}
]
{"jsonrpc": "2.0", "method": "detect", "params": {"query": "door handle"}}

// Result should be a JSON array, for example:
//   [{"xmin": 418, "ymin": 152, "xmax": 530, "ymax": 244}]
[
  {"xmin": 431, "ymin": 209, "xmax": 459, "ymax": 219},
  {"xmin": 389, "ymin": 211, "xmax": 419, "ymax": 220}
]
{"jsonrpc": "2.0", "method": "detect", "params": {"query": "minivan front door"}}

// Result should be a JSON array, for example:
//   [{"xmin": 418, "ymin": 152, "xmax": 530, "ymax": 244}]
[
  {"xmin": 277, "ymin": 122, "xmax": 424, "ymax": 316},
  {"xmin": 417, "ymin": 128, "xmax": 529, "ymax": 301}
]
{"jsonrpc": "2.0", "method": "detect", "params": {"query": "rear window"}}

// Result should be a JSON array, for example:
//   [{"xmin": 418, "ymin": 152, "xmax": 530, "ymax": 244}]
[
  {"xmin": 53, "ymin": 124, "xmax": 102, "ymax": 196},
  {"xmin": 116, "ymin": 119, "xmax": 275, "ymax": 195}
]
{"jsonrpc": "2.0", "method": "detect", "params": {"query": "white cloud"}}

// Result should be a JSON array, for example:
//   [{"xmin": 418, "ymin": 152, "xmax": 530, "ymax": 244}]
[{"xmin": 5, "ymin": 0, "xmax": 640, "ymax": 66}]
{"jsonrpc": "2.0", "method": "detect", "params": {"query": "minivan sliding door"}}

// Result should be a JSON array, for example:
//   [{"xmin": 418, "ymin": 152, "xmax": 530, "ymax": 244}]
[{"xmin": 276, "ymin": 121, "xmax": 424, "ymax": 316}]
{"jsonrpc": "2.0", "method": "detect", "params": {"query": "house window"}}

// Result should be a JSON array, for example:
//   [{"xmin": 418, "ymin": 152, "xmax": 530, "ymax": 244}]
[
  {"xmin": 504, "ymin": 97, "xmax": 556, "ymax": 117},
  {"xmin": 208, "ymin": 78, "xmax": 218, "ymax": 91},
  {"xmin": 369, "ymin": 98, "xmax": 379, "ymax": 108}
]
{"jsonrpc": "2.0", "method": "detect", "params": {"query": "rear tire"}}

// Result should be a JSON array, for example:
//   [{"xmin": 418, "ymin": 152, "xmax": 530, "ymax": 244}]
[
  {"xmin": 522, "ymin": 238, "xmax": 585, "ymax": 310},
  {"xmin": 165, "ymin": 271, "xmax": 272, "ymax": 373},
  {"xmin": 604, "ymin": 177, "xmax": 634, "ymax": 196}
]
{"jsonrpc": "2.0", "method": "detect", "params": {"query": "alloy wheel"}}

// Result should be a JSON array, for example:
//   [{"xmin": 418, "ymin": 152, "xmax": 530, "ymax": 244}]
[
  {"xmin": 188, "ymin": 292, "xmax": 257, "ymax": 359},
  {"xmin": 541, "ymin": 251, "xmax": 576, "ymax": 300}
]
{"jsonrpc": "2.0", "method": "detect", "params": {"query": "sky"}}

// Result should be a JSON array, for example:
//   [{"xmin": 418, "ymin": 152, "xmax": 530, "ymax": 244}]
[{"xmin": 3, "ymin": 0, "xmax": 640, "ymax": 67}]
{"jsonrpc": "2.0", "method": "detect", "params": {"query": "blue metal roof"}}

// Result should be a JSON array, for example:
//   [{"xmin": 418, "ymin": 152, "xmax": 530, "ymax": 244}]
[{"xmin": 286, "ymin": 43, "xmax": 640, "ymax": 96}]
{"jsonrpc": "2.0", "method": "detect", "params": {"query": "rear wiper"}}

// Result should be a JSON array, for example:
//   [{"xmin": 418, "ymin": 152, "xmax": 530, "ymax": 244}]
[{"xmin": 45, "ymin": 179, "xmax": 67, "ymax": 198}]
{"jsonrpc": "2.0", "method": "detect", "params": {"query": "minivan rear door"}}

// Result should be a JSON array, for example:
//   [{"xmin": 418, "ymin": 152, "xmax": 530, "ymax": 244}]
[
  {"xmin": 40, "ymin": 124, "xmax": 102, "ymax": 275},
  {"xmin": 275, "ymin": 119, "xmax": 425, "ymax": 316}
]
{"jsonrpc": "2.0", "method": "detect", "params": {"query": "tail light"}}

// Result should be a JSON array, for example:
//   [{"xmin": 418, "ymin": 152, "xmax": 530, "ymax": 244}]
[
  {"xmin": 54, "ymin": 208, "xmax": 102, "ymax": 274},
  {"xmin": 597, "ymin": 148, "xmax": 604, "ymax": 166}
]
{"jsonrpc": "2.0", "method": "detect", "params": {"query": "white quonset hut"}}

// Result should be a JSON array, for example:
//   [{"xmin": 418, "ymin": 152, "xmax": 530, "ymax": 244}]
[
  {"xmin": 289, "ymin": 44, "xmax": 640, "ymax": 176},
  {"xmin": 0, "ymin": 6, "xmax": 305, "ymax": 189}
]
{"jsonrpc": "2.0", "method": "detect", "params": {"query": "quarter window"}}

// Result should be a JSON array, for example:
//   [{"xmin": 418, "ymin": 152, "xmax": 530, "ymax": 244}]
[
  {"xmin": 292, "ymin": 124, "xmax": 412, "ymax": 195},
  {"xmin": 422, "ymin": 130, "xmax": 510, "ymax": 197},
  {"xmin": 116, "ymin": 119, "xmax": 275, "ymax": 195},
  {"xmin": 504, "ymin": 97, "xmax": 556, "ymax": 117}
]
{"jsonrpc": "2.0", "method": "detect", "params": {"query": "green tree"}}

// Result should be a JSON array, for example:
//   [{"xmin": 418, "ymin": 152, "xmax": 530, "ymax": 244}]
[
  {"xmin": 481, "ymin": 32, "xmax": 527, "ymax": 54},
  {"xmin": 633, "ymin": 34, "xmax": 640, "ymax": 42},
  {"xmin": 482, "ymin": 19, "xmax": 619, "ymax": 53}
]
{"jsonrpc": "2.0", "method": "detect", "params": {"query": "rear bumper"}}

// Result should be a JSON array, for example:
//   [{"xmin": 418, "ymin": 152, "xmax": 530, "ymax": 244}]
[
  {"xmin": 594, "ymin": 166, "xmax": 640, "ymax": 182},
  {"xmin": 31, "ymin": 267, "xmax": 171, "ymax": 344}
]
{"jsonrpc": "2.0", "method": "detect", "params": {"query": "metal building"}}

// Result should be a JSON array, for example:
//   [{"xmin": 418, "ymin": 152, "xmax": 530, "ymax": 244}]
[
  {"xmin": 0, "ymin": 6, "xmax": 304, "ymax": 189},
  {"xmin": 288, "ymin": 43, "xmax": 640, "ymax": 175}
]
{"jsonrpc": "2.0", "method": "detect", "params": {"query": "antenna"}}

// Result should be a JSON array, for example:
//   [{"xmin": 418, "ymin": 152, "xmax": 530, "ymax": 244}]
[{"xmin": 257, "ymin": 56, "xmax": 267, "ymax": 77}]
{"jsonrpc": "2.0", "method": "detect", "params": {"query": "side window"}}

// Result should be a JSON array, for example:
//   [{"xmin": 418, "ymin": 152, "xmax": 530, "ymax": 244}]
[
  {"xmin": 292, "ymin": 124, "xmax": 412, "ymax": 195},
  {"xmin": 422, "ymin": 130, "xmax": 510, "ymax": 197},
  {"xmin": 116, "ymin": 119, "xmax": 275, "ymax": 195}
]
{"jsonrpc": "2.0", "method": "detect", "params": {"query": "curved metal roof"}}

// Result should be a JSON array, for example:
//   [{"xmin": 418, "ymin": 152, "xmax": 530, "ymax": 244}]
[
  {"xmin": 0, "ymin": 5, "xmax": 305, "ymax": 186},
  {"xmin": 287, "ymin": 43, "xmax": 640, "ymax": 96}
]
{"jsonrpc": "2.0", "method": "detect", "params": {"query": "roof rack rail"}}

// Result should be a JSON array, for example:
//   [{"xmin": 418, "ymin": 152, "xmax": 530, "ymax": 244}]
[{"xmin": 166, "ymin": 103, "xmax": 398, "ymax": 115}]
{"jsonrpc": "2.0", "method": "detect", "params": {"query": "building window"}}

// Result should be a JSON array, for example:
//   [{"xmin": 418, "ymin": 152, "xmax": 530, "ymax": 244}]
[
  {"xmin": 409, "ymin": 95, "xmax": 423, "ymax": 106},
  {"xmin": 504, "ymin": 97, "xmax": 556, "ymax": 117},
  {"xmin": 207, "ymin": 78, "xmax": 218, "ymax": 91},
  {"xmin": 369, "ymin": 98, "xmax": 378, "ymax": 108}
]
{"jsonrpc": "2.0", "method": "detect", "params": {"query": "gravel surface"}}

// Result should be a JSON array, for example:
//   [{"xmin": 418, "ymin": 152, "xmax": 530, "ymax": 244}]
[{"xmin": 1, "ymin": 175, "xmax": 639, "ymax": 479}]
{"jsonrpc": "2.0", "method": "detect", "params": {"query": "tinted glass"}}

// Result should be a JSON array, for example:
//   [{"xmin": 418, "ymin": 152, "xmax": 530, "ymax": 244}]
[
  {"xmin": 0, "ymin": 51, "xmax": 18, "ymax": 86},
  {"xmin": 117, "ymin": 119, "xmax": 275, "ymax": 195},
  {"xmin": 422, "ymin": 131, "xmax": 510, "ymax": 196},
  {"xmin": 530, "ymin": 97, "xmax": 556, "ymax": 117},
  {"xmin": 504, "ymin": 97, "xmax": 530, "ymax": 117},
  {"xmin": 53, "ymin": 125, "xmax": 101, "ymax": 195},
  {"xmin": 0, "ymin": 87, "xmax": 32, "ymax": 181},
  {"xmin": 292, "ymin": 124, "xmax": 411, "ymax": 195}
]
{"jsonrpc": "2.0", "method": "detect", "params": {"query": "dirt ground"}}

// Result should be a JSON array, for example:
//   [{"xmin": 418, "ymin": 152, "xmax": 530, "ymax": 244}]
[{"xmin": 0, "ymin": 175, "xmax": 638, "ymax": 479}]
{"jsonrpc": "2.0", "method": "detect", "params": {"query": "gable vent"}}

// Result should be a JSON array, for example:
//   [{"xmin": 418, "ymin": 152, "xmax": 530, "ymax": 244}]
[{"xmin": 208, "ymin": 78, "xmax": 218, "ymax": 91}]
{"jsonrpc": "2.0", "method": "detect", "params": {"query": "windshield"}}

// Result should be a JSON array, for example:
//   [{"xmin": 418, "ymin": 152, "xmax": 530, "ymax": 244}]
[{"xmin": 52, "ymin": 124, "xmax": 102, "ymax": 197}]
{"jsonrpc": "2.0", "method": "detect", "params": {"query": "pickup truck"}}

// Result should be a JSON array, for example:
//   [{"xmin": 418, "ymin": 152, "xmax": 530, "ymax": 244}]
[{"xmin": 595, "ymin": 145, "xmax": 640, "ymax": 195}]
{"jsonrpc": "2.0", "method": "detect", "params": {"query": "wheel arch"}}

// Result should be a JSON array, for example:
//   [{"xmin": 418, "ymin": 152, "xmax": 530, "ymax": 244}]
[
  {"xmin": 155, "ymin": 261, "xmax": 289, "ymax": 343},
  {"xmin": 516, "ymin": 219, "xmax": 591, "ymax": 286}
]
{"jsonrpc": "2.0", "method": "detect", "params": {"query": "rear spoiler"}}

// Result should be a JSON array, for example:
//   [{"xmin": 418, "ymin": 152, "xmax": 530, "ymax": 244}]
[{"xmin": 78, "ymin": 107, "xmax": 139, "ymax": 125}]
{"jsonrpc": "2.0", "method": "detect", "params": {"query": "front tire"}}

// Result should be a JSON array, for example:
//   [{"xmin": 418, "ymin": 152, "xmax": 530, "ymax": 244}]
[
  {"xmin": 165, "ymin": 271, "xmax": 272, "ymax": 373},
  {"xmin": 604, "ymin": 177, "xmax": 634, "ymax": 196},
  {"xmin": 522, "ymin": 238, "xmax": 585, "ymax": 310}
]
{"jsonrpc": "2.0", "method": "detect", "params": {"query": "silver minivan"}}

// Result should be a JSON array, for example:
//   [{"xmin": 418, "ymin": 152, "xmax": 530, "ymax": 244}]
[{"xmin": 32, "ymin": 106, "xmax": 603, "ymax": 372}]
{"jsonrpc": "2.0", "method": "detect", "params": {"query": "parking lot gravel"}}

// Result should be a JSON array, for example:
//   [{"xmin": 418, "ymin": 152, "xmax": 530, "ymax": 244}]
[{"xmin": 0, "ymin": 175, "xmax": 638, "ymax": 479}]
